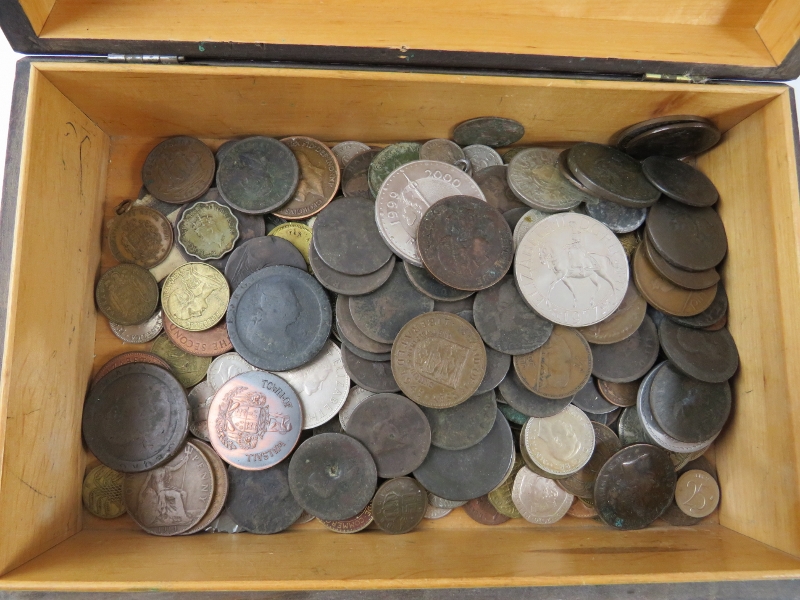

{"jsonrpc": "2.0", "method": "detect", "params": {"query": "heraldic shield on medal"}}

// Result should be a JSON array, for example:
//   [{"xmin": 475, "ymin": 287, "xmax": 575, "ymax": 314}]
[{"xmin": 216, "ymin": 385, "xmax": 293, "ymax": 451}]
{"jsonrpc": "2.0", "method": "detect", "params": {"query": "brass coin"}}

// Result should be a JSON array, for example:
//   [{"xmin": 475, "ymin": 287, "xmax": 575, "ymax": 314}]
[
  {"xmin": 92, "ymin": 351, "xmax": 170, "ymax": 385},
  {"xmin": 513, "ymin": 325, "xmax": 592, "ymax": 400},
  {"xmin": 95, "ymin": 263, "xmax": 159, "ymax": 326},
  {"xmin": 176, "ymin": 200, "xmax": 240, "ymax": 260},
  {"xmin": 182, "ymin": 440, "xmax": 230, "ymax": 535},
  {"xmin": 142, "ymin": 136, "xmax": 215, "ymax": 204},
  {"xmin": 617, "ymin": 231, "xmax": 640, "ymax": 261},
  {"xmin": 273, "ymin": 137, "xmax": 340, "ymax": 220},
  {"xmin": 392, "ymin": 312, "xmax": 487, "ymax": 409},
  {"xmin": 463, "ymin": 494, "xmax": 510, "ymax": 525},
  {"xmin": 321, "ymin": 503, "xmax": 374, "ymax": 534},
  {"xmin": 151, "ymin": 334, "xmax": 212, "ymax": 388},
  {"xmin": 162, "ymin": 263, "xmax": 229, "ymax": 332},
  {"xmin": 632, "ymin": 243, "xmax": 716, "ymax": 317},
  {"xmin": 488, "ymin": 453, "xmax": 523, "ymax": 518},
  {"xmin": 108, "ymin": 206, "xmax": 174, "ymax": 268},
  {"xmin": 82, "ymin": 465, "xmax": 126, "ymax": 519},
  {"xmin": 597, "ymin": 378, "xmax": 639, "ymax": 408},
  {"xmin": 269, "ymin": 222, "xmax": 313, "ymax": 268},
  {"xmin": 577, "ymin": 279, "xmax": 647, "ymax": 345},
  {"xmin": 163, "ymin": 314, "xmax": 233, "ymax": 358}
]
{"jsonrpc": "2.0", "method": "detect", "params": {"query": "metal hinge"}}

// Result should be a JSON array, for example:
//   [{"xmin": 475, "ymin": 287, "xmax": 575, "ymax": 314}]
[
  {"xmin": 643, "ymin": 73, "xmax": 709, "ymax": 84},
  {"xmin": 108, "ymin": 54, "xmax": 184, "ymax": 64}
]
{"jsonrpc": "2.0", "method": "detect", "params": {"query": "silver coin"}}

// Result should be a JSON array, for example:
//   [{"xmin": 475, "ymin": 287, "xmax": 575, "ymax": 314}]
[
  {"xmin": 512, "ymin": 208, "xmax": 550, "ymax": 250},
  {"xmin": 515, "ymin": 213, "xmax": 628, "ymax": 327},
  {"xmin": 424, "ymin": 504, "xmax": 452, "ymax": 519},
  {"xmin": 463, "ymin": 145, "xmax": 503, "ymax": 172},
  {"xmin": 507, "ymin": 148, "xmax": 590, "ymax": 212},
  {"xmin": 427, "ymin": 491, "xmax": 466, "ymax": 509},
  {"xmin": 207, "ymin": 352, "xmax": 258, "ymax": 392},
  {"xmin": 420, "ymin": 139, "xmax": 466, "ymax": 166},
  {"xmin": 339, "ymin": 385, "xmax": 376, "ymax": 429},
  {"xmin": 331, "ymin": 141, "xmax": 371, "ymax": 168},
  {"xmin": 675, "ymin": 469, "xmax": 719, "ymax": 518},
  {"xmin": 524, "ymin": 405, "xmax": 595, "ymax": 476},
  {"xmin": 109, "ymin": 311, "xmax": 163, "ymax": 343},
  {"xmin": 187, "ymin": 380, "xmax": 214, "ymax": 441},
  {"xmin": 275, "ymin": 340, "xmax": 350, "ymax": 430},
  {"xmin": 511, "ymin": 467, "xmax": 573, "ymax": 525},
  {"xmin": 375, "ymin": 160, "xmax": 486, "ymax": 266}
]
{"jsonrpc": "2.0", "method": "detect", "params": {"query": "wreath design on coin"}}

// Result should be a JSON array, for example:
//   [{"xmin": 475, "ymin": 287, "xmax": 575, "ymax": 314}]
[{"xmin": 215, "ymin": 385, "xmax": 292, "ymax": 450}]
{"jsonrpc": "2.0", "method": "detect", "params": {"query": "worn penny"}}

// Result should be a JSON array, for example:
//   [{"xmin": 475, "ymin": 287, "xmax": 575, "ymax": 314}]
[
  {"xmin": 464, "ymin": 494, "xmax": 510, "ymax": 525},
  {"xmin": 321, "ymin": 503, "xmax": 374, "ymax": 533},
  {"xmin": 82, "ymin": 465, "xmax": 126, "ymax": 519},
  {"xmin": 341, "ymin": 345, "xmax": 400, "ymax": 394},
  {"xmin": 614, "ymin": 115, "xmax": 714, "ymax": 150},
  {"xmin": 453, "ymin": 117, "xmax": 525, "ymax": 147},
  {"xmin": 623, "ymin": 121, "xmax": 721, "ymax": 160},
  {"xmin": 498, "ymin": 370, "xmax": 572, "ymax": 418},
  {"xmin": 163, "ymin": 315, "xmax": 232, "ymax": 358},
  {"xmin": 108, "ymin": 206, "xmax": 174, "ymax": 268},
  {"xmin": 514, "ymin": 325, "xmax": 592, "ymax": 400},
  {"xmin": 339, "ymin": 386, "xmax": 376, "ymax": 429},
  {"xmin": 162, "ymin": 263, "xmax": 229, "ymax": 332},
  {"xmin": 342, "ymin": 149, "xmax": 380, "ymax": 198},
  {"xmin": 647, "ymin": 199, "xmax": 727, "ymax": 272},
  {"xmin": 597, "ymin": 379, "xmax": 639, "ymax": 408},
  {"xmin": 658, "ymin": 319, "xmax": 739, "ymax": 383},
  {"xmin": 336, "ymin": 295, "xmax": 393, "ymax": 354},
  {"xmin": 92, "ymin": 351, "xmax": 170, "ymax": 385},
  {"xmin": 225, "ymin": 461, "xmax": 303, "ymax": 534},
  {"xmin": 644, "ymin": 234, "xmax": 720, "ymax": 291},
  {"xmin": 270, "ymin": 137, "xmax": 340, "ymax": 220},
  {"xmin": 642, "ymin": 156, "xmax": 719, "ymax": 207},
  {"xmin": 557, "ymin": 148, "xmax": 594, "ymax": 196},
  {"xmin": 668, "ymin": 283, "xmax": 728, "ymax": 329},
  {"xmin": 577, "ymin": 279, "xmax": 647, "ymax": 345},
  {"xmin": 476, "ymin": 348, "xmax": 511, "ymax": 394},
  {"xmin": 96, "ymin": 263, "xmax": 159, "ymax": 326},
  {"xmin": 421, "ymin": 390, "xmax": 497, "ymax": 451},
  {"xmin": 404, "ymin": 262, "xmax": 474, "ymax": 302},
  {"xmin": 110, "ymin": 311, "xmax": 163, "ymax": 344},
  {"xmin": 142, "ymin": 136, "xmax": 215, "ymax": 204},
  {"xmin": 508, "ymin": 148, "xmax": 589, "ymax": 212},
  {"xmin": 372, "ymin": 477, "xmax": 427, "ymax": 534},
  {"xmin": 224, "ymin": 236, "xmax": 307, "ymax": 291},
  {"xmin": 572, "ymin": 378, "xmax": 618, "ymax": 414},
  {"xmin": 182, "ymin": 439, "xmax": 229, "ymax": 535},
  {"xmin": 151, "ymin": 334, "xmax": 212, "ymax": 388},
  {"xmin": 473, "ymin": 165, "xmax": 527, "ymax": 213},
  {"xmin": 590, "ymin": 315, "xmax": 659, "ymax": 383},
  {"xmin": 310, "ymin": 243, "xmax": 396, "ymax": 296},
  {"xmin": 512, "ymin": 467, "xmax": 573, "ymax": 524}
]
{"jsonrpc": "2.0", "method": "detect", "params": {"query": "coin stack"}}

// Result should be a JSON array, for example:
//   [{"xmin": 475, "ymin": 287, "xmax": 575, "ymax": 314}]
[{"xmin": 82, "ymin": 114, "xmax": 731, "ymax": 535}]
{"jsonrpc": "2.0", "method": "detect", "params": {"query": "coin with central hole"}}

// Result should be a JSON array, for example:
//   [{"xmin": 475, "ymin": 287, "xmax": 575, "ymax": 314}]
[
  {"xmin": 162, "ymin": 263, "xmax": 229, "ymax": 332},
  {"xmin": 658, "ymin": 319, "xmax": 739, "ymax": 383},
  {"xmin": 372, "ymin": 477, "xmax": 427, "ymax": 534},
  {"xmin": 524, "ymin": 405, "xmax": 595, "ymax": 476},
  {"xmin": 142, "ymin": 136, "xmax": 215, "ymax": 204},
  {"xmin": 498, "ymin": 370, "xmax": 573, "ymax": 417},
  {"xmin": 421, "ymin": 390, "xmax": 497, "ymax": 451},
  {"xmin": 641, "ymin": 156, "xmax": 719, "ymax": 207},
  {"xmin": 96, "ymin": 264, "xmax": 159, "ymax": 326},
  {"xmin": 590, "ymin": 315, "xmax": 659, "ymax": 383},
  {"xmin": 288, "ymin": 433, "xmax": 377, "ymax": 521},
  {"xmin": 108, "ymin": 206, "xmax": 174, "ymax": 268},
  {"xmin": 556, "ymin": 422, "xmax": 621, "ymax": 499},
  {"xmin": 473, "ymin": 165, "xmax": 527, "ymax": 213},
  {"xmin": 225, "ymin": 462, "xmax": 303, "ymax": 534},
  {"xmin": 272, "ymin": 137, "xmax": 340, "ymax": 220},
  {"xmin": 341, "ymin": 345, "xmax": 400, "ymax": 393},
  {"xmin": 507, "ymin": 147, "xmax": 590, "ymax": 212},
  {"xmin": 224, "ymin": 236, "xmax": 307, "ymax": 291}
]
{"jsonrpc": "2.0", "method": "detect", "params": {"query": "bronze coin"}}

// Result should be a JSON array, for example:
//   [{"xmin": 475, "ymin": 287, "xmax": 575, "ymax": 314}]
[
  {"xmin": 340, "ymin": 336, "xmax": 391, "ymax": 363},
  {"xmin": 658, "ymin": 319, "xmax": 739, "ymax": 383},
  {"xmin": 95, "ymin": 263, "xmax": 159, "ymax": 326},
  {"xmin": 632, "ymin": 243, "xmax": 717, "ymax": 317},
  {"xmin": 659, "ymin": 500, "xmax": 702, "ymax": 527},
  {"xmin": 335, "ymin": 295, "xmax": 393, "ymax": 355},
  {"xmin": 567, "ymin": 497, "xmax": 598, "ymax": 519},
  {"xmin": 108, "ymin": 206, "xmax": 174, "ymax": 268},
  {"xmin": 321, "ymin": 503, "xmax": 374, "ymax": 534},
  {"xmin": 310, "ymin": 243, "xmax": 396, "ymax": 296},
  {"xmin": 392, "ymin": 312, "xmax": 487, "ymax": 409},
  {"xmin": 572, "ymin": 378, "xmax": 618, "ymax": 414},
  {"xmin": 372, "ymin": 477, "xmax": 427, "ymax": 534},
  {"xmin": 92, "ymin": 351, "xmax": 171, "ymax": 385},
  {"xmin": 513, "ymin": 325, "xmax": 592, "ymax": 400},
  {"xmin": 349, "ymin": 261, "xmax": 434, "ymax": 344},
  {"xmin": 345, "ymin": 393, "xmax": 431, "ymax": 478},
  {"xmin": 464, "ymin": 494, "xmax": 511, "ymax": 525},
  {"xmin": 274, "ymin": 137, "xmax": 340, "ymax": 220},
  {"xmin": 576, "ymin": 278, "xmax": 646, "ymax": 345},
  {"xmin": 668, "ymin": 283, "xmax": 728, "ymax": 329},
  {"xmin": 644, "ymin": 234, "xmax": 720, "ymax": 291},
  {"xmin": 434, "ymin": 296, "xmax": 474, "ymax": 315},
  {"xmin": 142, "ymin": 136, "xmax": 215, "ymax": 204},
  {"xmin": 342, "ymin": 150, "xmax": 380, "ymax": 198},
  {"xmin": 163, "ymin": 314, "xmax": 233, "ymax": 358},
  {"xmin": 341, "ymin": 345, "xmax": 399, "ymax": 393},
  {"xmin": 224, "ymin": 236, "xmax": 307, "ymax": 291},
  {"xmin": 557, "ymin": 422, "xmax": 621, "ymax": 499},
  {"xmin": 499, "ymin": 401, "xmax": 535, "ymax": 425},
  {"xmin": 594, "ymin": 444, "xmax": 676, "ymax": 530},
  {"xmin": 641, "ymin": 156, "xmax": 719, "ymax": 207},
  {"xmin": 614, "ymin": 115, "xmax": 714, "ymax": 149},
  {"xmin": 597, "ymin": 379, "xmax": 639, "ymax": 408},
  {"xmin": 498, "ymin": 370, "xmax": 572, "ymax": 418},
  {"xmin": 181, "ymin": 439, "xmax": 229, "ymax": 535},
  {"xmin": 225, "ymin": 461, "xmax": 303, "ymax": 534},
  {"xmin": 151, "ymin": 334, "xmax": 212, "ymax": 388},
  {"xmin": 503, "ymin": 207, "xmax": 529, "ymax": 231},
  {"xmin": 476, "ymin": 346, "xmax": 511, "ymax": 394},
  {"xmin": 623, "ymin": 121, "xmax": 721, "ymax": 160},
  {"xmin": 590, "ymin": 315, "xmax": 660, "ymax": 383},
  {"xmin": 704, "ymin": 313, "xmax": 728, "ymax": 331},
  {"xmin": 473, "ymin": 165, "xmax": 527, "ymax": 212},
  {"xmin": 558, "ymin": 148, "xmax": 594, "ymax": 195},
  {"xmin": 404, "ymin": 261, "xmax": 474, "ymax": 302},
  {"xmin": 417, "ymin": 195, "xmax": 513, "ymax": 292},
  {"xmin": 421, "ymin": 390, "xmax": 498, "ymax": 451}
]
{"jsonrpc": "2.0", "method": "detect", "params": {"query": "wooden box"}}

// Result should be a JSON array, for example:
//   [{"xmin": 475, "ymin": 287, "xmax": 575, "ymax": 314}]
[{"xmin": 2, "ymin": 0, "xmax": 800, "ymax": 593}]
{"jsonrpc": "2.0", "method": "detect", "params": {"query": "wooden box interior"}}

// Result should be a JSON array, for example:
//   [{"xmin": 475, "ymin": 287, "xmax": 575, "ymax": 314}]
[{"xmin": 1, "ymin": 62, "xmax": 800, "ymax": 591}]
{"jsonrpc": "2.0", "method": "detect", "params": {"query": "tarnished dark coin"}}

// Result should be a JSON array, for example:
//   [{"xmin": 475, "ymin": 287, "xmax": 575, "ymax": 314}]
[
  {"xmin": 142, "ymin": 137, "xmax": 215, "ymax": 204},
  {"xmin": 650, "ymin": 362, "xmax": 731, "ymax": 443},
  {"xmin": 644, "ymin": 234, "xmax": 720, "ymax": 291},
  {"xmin": 586, "ymin": 408, "xmax": 620, "ymax": 427},
  {"xmin": 313, "ymin": 196, "xmax": 392, "ymax": 275},
  {"xmin": 349, "ymin": 262, "xmax": 434, "ymax": 344},
  {"xmin": 421, "ymin": 390, "xmax": 497, "ymax": 451},
  {"xmin": 226, "ymin": 265, "xmax": 331, "ymax": 371},
  {"xmin": 310, "ymin": 243, "xmax": 395, "ymax": 296},
  {"xmin": 341, "ymin": 345, "xmax": 400, "ymax": 393},
  {"xmin": 372, "ymin": 477, "xmax": 427, "ymax": 534},
  {"xmin": 224, "ymin": 236, "xmax": 307, "ymax": 291},
  {"xmin": 590, "ymin": 315, "xmax": 659, "ymax": 383},
  {"xmin": 704, "ymin": 313, "xmax": 728, "ymax": 331},
  {"xmin": 83, "ymin": 363, "xmax": 189, "ymax": 473},
  {"xmin": 420, "ymin": 138, "xmax": 467, "ymax": 166},
  {"xmin": 514, "ymin": 326, "xmax": 593, "ymax": 399},
  {"xmin": 557, "ymin": 148, "xmax": 594, "ymax": 195},
  {"xmin": 404, "ymin": 262, "xmax": 473, "ymax": 302},
  {"xmin": 584, "ymin": 198, "xmax": 647, "ymax": 234},
  {"xmin": 164, "ymin": 315, "xmax": 233, "ymax": 358},
  {"xmin": 646, "ymin": 198, "xmax": 727, "ymax": 271},
  {"xmin": 668, "ymin": 283, "xmax": 729, "ymax": 329},
  {"xmin": 216, "ymin": 137, "xmax": 299, "ymax": 214},
  {"xmin": 342, "ymin": 149, "xmax": 380, "ymax": 197},
  {"xmin": 340, "ymin": 337, "xmax": 391, "ymax": 362},
  {"xmin": 614, "ymin": 115, "xmax": 714, "ymax": 149},
  {"xmin": 274, "ymin": 137, "xmax": 340, "ymax": 220},
  {"xmin": 577, "ymin": 279, "xmax": 647, "ymax": 345},
  {"xmin": 598, "ymin": 378, "xmax": 639, "ymax": 408},
  {"xmin": 498, "ymin": 370, "xmax": 572, "ymax": 418},
  {"xmin": 567, "ymin": 143, "xmax": 660, "ymax": 208},
  {"xmin": 417, "ymin": 195, "xmax": 513, "ymax": 291},
  {"xmin": 507, "ymin": 148, "xmax": 589, "ymax": 212},
  {"xmin": 476, "ymin": 347, "xmax": 511, "ymax": 394},
  {"xmin": 345, "ymin": 393, "xmax": 431, "ymax": 477},
  {"xmin": 288, "ymin": 433, "xmax": 377, "ymax": 521},
  {"xmin": 464, "ymin": 494, "xmax": 511, "ymax": 525},
  {"xmin": 331, "ymin": 141, "xmax": 371, "ymax": 168},
  {"xmin": 368, "ymin": 143, "xmax": 421, "ymax": 196},
  {"xmin": 473, "ymin": 276, "xmax": 553, "ymax": 355},
  {"xmin": 503, "ymin": 207, "xmax": 529, "ymax": 230},
  {"xmin": 96, "ymin": 264, "xmax": 159, "ymax": 326},
  {"xmin": 499, "ymin": 402, "xmax": 530, "ymax": 425},
  {"xmin": 182, "ymin": 439, "xmax": 230, "ymax": 535},
  {"xmin": 176, "ymin": 200, "xmax": 240, "ymax": 260},
  {"xmin": 187, "ymin": 381, "xmax": 213, "ymax": 441},
  {"xmin": 660, "ymin": 500, "xmax": 702, "ymax": 527},
  {"xmin": 594, "ymin": 444, "xmax": 676, "ymax": 529},
  {"xmin": 268, "ymin": 222, "xmax": 312, "ymax": 268},
  {"xmin": 473, "ymin": 165, "xmax": 527, "ymax": 212},
  {"xmin": 434, "ymin": 296, "xmax": 474, "ymax": 314},
  {"xmin": 617, "ymin": 406, "xmax": 655, "ymax": 446},
  {"xmin": 414, "ymin": 408, "xmax": 513, "ymax": 501},
  {"xmin": 225, "ymin": 462, "xmax": 303, "ymax": 534},
  {"xmin": 321, "ymin": 503, "xmax": 374, "ymax": 533},
  {"xmin": 215, "ymin": 139, "xmax": 238, "ymax": 167},
  {"xmin": 108, "ymin": 206, "xmax": 174, "ymax": 268},
  {"xmin": 557, "ymin": 422, "xmax": 621, "ymax": 499},
  {"xmin": 453, "ymin": 117, "xmax": 524, "ymax": 147},
  {"xmin": 623, "ymin": 122, "xmax": 721, "ymax": 160},
  {"xmin": 572, "ymin": 378, "xmax": 618, "ymax": 414},
  {"xmin": 658, "ymin": 319, "xmax": 738, "ymax": 383},
  {"xmin": 336, "ymin": 295, "xmax": 393, "ymax": 355},
  {"xmin": 92, "ymin": 351, "xmax": 170, "ymax": 385},
  {"xmin": 264, "ymin": 213, "xmax": 288, "ymax": 234},
  {"xmin": 641, "ymin": 156, "xmax": 719, "ymax": 207}
]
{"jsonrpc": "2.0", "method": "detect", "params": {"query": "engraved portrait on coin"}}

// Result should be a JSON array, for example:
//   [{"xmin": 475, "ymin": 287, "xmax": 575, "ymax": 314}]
[{"xmin": 162, "ymin": 263, "xmax": 229, "ymax": 332}]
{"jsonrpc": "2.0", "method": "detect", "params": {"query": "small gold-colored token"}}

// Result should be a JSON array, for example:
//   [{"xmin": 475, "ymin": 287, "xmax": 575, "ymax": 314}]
[
  {"xmin": 617, "ymin": 230, "xmax": 640, "ymax": 261},
  {"xmin": 108, "ymin": 206, "xmax": 174, "ymax": 268},
  {"xmin": 82, "ymin": 465, "xmax": 126, "ymax": 519},
  {"xmin": 161, "ymin": 263, "xmax": 229, "ymax": 332},
  {"xmin": 95, "ymin": 263, "xmax": 159, "ymax": 326},
  {"xmin": 177, "ymin": 201, "xmax": 240, "ymax": 260},
  {"xmin": 269, "ymin": 222, "xmax": 313, "ymax": 268},
  {"xmin": 151, "ymin": 333, "xmax": 211, "ymax": 387},
  {"xmin": 488, "ymin": 454, "xmax": 523, "ymax": 518}
]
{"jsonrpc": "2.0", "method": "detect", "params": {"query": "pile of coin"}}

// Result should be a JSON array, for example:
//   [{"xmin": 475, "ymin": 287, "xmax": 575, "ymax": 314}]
[{"xmin": 82, "ymin": 114, "xmax": 731, "ymax": 535}]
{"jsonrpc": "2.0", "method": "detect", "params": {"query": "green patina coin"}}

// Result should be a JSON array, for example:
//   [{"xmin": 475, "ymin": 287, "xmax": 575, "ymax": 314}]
[
  {"xmin": 367, "ymin": 142, "xmax": 420, "ymax": 196},
  {"xmin": 176, "ymin": 200, "xmax": 240, "ymax": 260},
  {"xmin": 453, "ymin": 117, "xmax": 525, "ymax": 148}
]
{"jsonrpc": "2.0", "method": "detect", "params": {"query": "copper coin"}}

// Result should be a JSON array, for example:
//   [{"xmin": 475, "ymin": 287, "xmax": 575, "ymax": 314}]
[
  {"xmin": 498, "ymin": 370, "xmax": 572, "ymax": 418},
  {"xmin": 668, "ymin": 283, "xmax": 728, "ymax": 329},
  {"xmin": 321, "ymin": 503, "xmax": 374, "ymax": 534},
  {"xmin": 372, "ymin": 477, "xmax": 427, "ymax": 534},
  {"xmin": 345, "ymin": 393, "xmax": 431, "ymax": 478},
  {"xmin": 597, "ymin": 379, "xmax": 639, "ymax": 408},
  {"xmin": 590, "ymin": 315, "xmax": 659, "ymax": 383},
  {"xmin": 342, "ymin": 149, "xmax": 380, "ymax": 198},
  {"xmin": 658, "ymin": 319, "xmax": 739, "ymax": 383},
  {"xmin": 108, "ymin": 206, "xmax": 174, "ymax": 268},
  {"xmin": 95, "ymin": 263, "xmax": 159, "ymax": 326},
  {"xmin": 225, "ymin": 461, "xmax": 303, "ymax": 534},
  {"xmin": 704, "ymin": 313, "xmax": 728, "ymax": 331},
  {"xmin": 142, "ymin": 136, "xmax": 215, "ymax": 204},
  {"xmin": 473, "ymin": 165, "xmax": 527, "ymax": 212},
  {"xmin": 641, "ymin": 156, "xmax": 719, "ymax": 207},
  {"xmin": 572, "ymin": 378, "xmax": 618, "ymax": 414},
  {"xmin": 644, "ymin": 234, "xmax": 720, "ymax": 291},
  {"xmin": 417, "ymin": 195, "xmax": 513, "ymax": 292},
  {"xmin": 164, "ymin": 314, "xmax": 233, "ymax": 357},
  {"xmin": 224, "ymin": 236, "xmax": 307, "ymax": 291},
  {"xmin": 503, "ymin": 207, "xmax": 529, "ymax": 231},
  {"xmin": 340, "ymin": 336, "xmax": 391, "ymax": 363},
  {"xmin": 341, "ymin": 345, "xmax": 400, "ymax": 393},
  {"xmin": 403, "ymin": 261, "xmax": 474, "ymax": 302},
  {"xmin": 182, "ymin": 439, "xmax": 229, "ymax": 535},
  {"xmin": 335, "ymin": 295, "xmax": 393, "ymax": 355},
  {"xmin": 557, "ymin": 422, "xmax": 621, "ymax": 499},
  {"xmin": 476, "ymin": 347, "xmax": 511, "ymax": 394},
  {"xmin": 288, "ymin": 433, "xmax": 378, "ymax": 521},
  {"xmin": 392, "ymin": 312, "xmax": 487, "ymax": 409},
  {"xmin": 623, "ymin": 121, "xmax": 721, "ymax": 160},
  {"xmin": 567, "ymin": 496, "xmax": 598, "ymax": 519},
  {"xmin": 557, "ymin": 148, "xmax": 594, "ymax": 195},
  {"xmin": 274, "ymin": 137, "xmax": 340, "ymax": 220},
  {"xmin": 614, "ymin": 115, "xmax": 714, "ymax": 149},
  {"xmin": 92, "ymin": 351, "xmax": 170, "ymax": 385},
  {"xmin": 464, "ymin": 494, "xmax": 510, "ymax": 525},
  {"xmin": 513, "ymin": 325, "xmax": 592, "ymax": 400},
  {"xmin": 632, "ymin": 244, "xmax": 716, "ymax": 317},
  {"xmin": 577, "ymin": 279, "xmax": 647, "ymax": 345},
  {"xmin": 421, "ymin": 390, "xmax": 498, "ymax": 451},
  {"xmin": 310, "ymin": 243, "xmax": 396, "ymax": 296}
]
